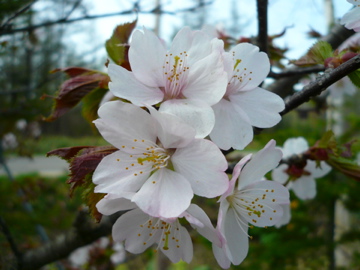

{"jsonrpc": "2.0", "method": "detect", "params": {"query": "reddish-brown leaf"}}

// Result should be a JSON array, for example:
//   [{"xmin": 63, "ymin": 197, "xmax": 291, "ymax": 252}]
[{"xmin": 43, "ymin": 71, "xmax": 109, "ymax": 122}]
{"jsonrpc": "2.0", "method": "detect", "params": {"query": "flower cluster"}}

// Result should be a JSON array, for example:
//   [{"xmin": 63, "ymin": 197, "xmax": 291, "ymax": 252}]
[
  {"xmin": 92, "ymin": 26, "xmax": 289, "ymax": 268},
  {"xmin": 272, "ymin": 137, "xmax": 331, "ymax": 227}
]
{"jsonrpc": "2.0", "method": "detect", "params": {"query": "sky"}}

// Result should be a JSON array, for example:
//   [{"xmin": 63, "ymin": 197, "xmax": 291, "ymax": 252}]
[{"xmin": 38, "ymin": 0, "xmax": 354, "ymax": 67}]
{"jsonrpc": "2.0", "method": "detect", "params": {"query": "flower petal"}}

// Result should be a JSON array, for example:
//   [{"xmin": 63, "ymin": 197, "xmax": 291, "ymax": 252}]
[
  {"xmin": 185, "ymin": 204, "xmax": 221, "ymax": 246},
  {"xmin": 148, "ymin": 106, "xmax": 196, "ymax": 149},
  {"xmin": 272, "ymin": 164, "xmax": 290, "ymax": 185},
  {"xmin": 96, "ymin": 195, "xmax": 136, "ymax": 215},
  {"xmin": 131, "ymin": 168, "xmax": 193, "ymax": 218},
  {"xmin": 291, "ymin": 176, "xmax": 316, "ymax": 200},
  {"xmin": 128, "ymin": 28, "xmax": 167, "ymax": 87},
  {"xmin": 238, "ymin": 140, "xmax": 283, "ymax": 189},
  {"xmin": 93, "ymin": 151, "xmax": 150, "ymax": 195},
  {"xmin": 212, "ymin": 244, "xmax": 231, "ymax": 269},
  {"xmin": 282, "ymin": 137, "xmax": 309, "ymax": 157},
  {"xmin": 230, "ymin": 88, "xmax": 284, "ymax": 128},
  {"xmin": 159, "ymin": 99, "xmax": 215, "ymax": 138},
  {"xmin": 108, "ymin": 63, "xmax": 164, "ymax": 106},
  {"xmin": 210, "ymin": 99, "xmax": 253, "ymax": 150},
  {"xmin": 183, "ymin": 50, "xmax": 228, "ymax": 106},
  {"xmin": 275, "ymin": 204, "xmax": 292, "ymax": 228},
  {"xmin": 94, "ymin": 101, "xmax": 157, "ymax": 150},
  {"xmin": 229, "ymin": 43, "xmax": 270, "ymax": 91},
  {"xmin": 305, "ymin": 160, "xmax": 332, "ymax": 178},
  {"xmin": 172, "ymin": 139, "xmax": 229, "ymax": 198}
]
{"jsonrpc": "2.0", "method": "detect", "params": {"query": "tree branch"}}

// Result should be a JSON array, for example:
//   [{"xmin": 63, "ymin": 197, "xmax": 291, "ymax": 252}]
[
  {"xmin": 256, "ymin": 0, "xmax": 268, "ymax": 53},
  {"xmin": 280, "ymin": 54, "xmax": 360, "ymax": 116},
  {"xmin": 0, "ymin": 1, "xmax": 213, "ymax": 36},
  {"xmin": 268, "ymin": 25, "xmax": 355, "ymax": 98},
  {"xmin": 0, "ymin": 0, "xmax": 37, "ymax": 29},
  {"xmin": 17, "ymin": 210, "xmax": 122, "ymax": 270},
  {"xmin": 269, "ymin": 66, "xmax": 325, "ymax": 79}
]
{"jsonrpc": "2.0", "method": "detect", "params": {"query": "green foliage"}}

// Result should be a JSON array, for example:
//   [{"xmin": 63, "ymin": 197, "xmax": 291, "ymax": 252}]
[
  {"xmin": 105, "ymin": 20, "xmax": 137, "ymax": 66},
  {"xmin": 347, "ymin": 70, "xmax": 360, "ymax": 89}
]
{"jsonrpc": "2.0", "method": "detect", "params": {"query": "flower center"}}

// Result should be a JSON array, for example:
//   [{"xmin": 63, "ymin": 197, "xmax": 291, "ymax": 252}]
[
  {"xmin": 162, "ymin": 52, "xmax": 190, "ymax": 100},
  {"xmin": 137, "ymin": 217, "xmax": 182, "ymax": 250},
  {"xmin": 117, "ymin": 138, "xmax": 170, "ymax": 177}
]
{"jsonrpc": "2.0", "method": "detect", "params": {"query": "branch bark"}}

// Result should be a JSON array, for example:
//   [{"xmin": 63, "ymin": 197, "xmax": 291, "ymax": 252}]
[
  {"xmin": 256, "ymin": 0, "xmax": 268, "ymax": 53},
  {"xmin": 268, "ymin": 25, "xmax": 355, "ymax": 98},
  {"xmin": 281, "ymin": 54, "xmax": 360, "ymax": 116},
  {"xmin": 16, "ymin": 210, "xmax": 122, "ymax": 270}
]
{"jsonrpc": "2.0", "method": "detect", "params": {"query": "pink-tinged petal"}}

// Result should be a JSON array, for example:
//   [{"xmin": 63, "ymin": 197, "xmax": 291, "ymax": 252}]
[
  {"xmin": 185, "ymin": 204, "xmax": 221, "ymax": 246},
  {"xmin": 230, "ymin": 87, "xmax": 284, "ymax": 128},
  {"xmin": 239, "ymin": 180, "xmax": 289, "ymax": 227},
  {"xmin": 210, "ymin": 99, "xmax": 253, "ymax": 150},
  {"xmin": 229, "ymin": 43, "xmax": 270, "ymax": 91},
  {"xmin": 96, "ymin": 195, "xmax": 136, "ymax": 215},
  {"xmin": 171, "ymin": 139, "xmax": 229, "ymax": 198},
  {"xmin": 184, "ymin": 51, "xmax": 228, "ymax": 106},
  {"xmin": 93, "ymin": 151, "xmax": 150, "ymax": 194},
  {"xmin": 238, "ymin": 140, "xmax": 283, "ymax": 189},
  {"xmin": 162, "ymin": 224, "xmax": 193, "ymax": 263},
  {"xmin": 341, "ymin": 7, "xmax": 360, "ymax": 32},
  {"xmin": 291, "ymin": 176, "xmax": 316, "ymax": 200},
  {"xmin": 220, "ymin": 154, "xmax": 252, "ymax": 201},
  {"xmin": 222, "ymin": 207, "xmax": 249, "ymax": 265},
  {"xmin": 95, "ymin": 101, "xmax": 157, "ymax": 149},
  {"xmin": 282, "ymin": 137, "xmax": 309, "ymax": 157},
  {"xmin": 272, "ymin": 164, "xmax": 290, "ymax": 185},
  {"xmin": 132, "ymin": 168, "xmax": 193, "ymax": 218},
  {"xmin": 108, "ymin": 63, "xmax": 164, "ymax": 106},
  {"xmin": 275, "ymin": 204, "xmax": 292, "ymax": 228},
  {"xmin": 148, "ymin": 107, "xmax": 196, "ymax": 149},
  {"xmin": 159, "ymin": 99, "xmax": 215, "ymax": 138},
  {"xmin": 305, "ymin": 160, "xmax": 332, "ymax": 178},
  {"xmin": 170, "ymin": 27, "xmax": 193, "ymax": 56},
  {"xmin": 212, "ymin": 244, "xmax": 231, "ymax": 269},
  {"xmin": 128, "ymin": 28, "xmax": 167, "ymax": 87},
  {"xmin": 112, "ymin": 208, "xmax": 157, "ymax": 253}
]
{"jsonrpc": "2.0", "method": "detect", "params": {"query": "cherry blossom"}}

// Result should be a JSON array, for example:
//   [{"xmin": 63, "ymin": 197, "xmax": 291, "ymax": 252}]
[
  {"xmin": 92, "ymin": 100, "xmax": 229, "ymax": 218},
  {"xmin": 96, "ymin": 195, "xmax": 221, "ymax": 264},
  {"xmin": 212, "ymin": 140, "xmax": 290, "ymax": 268},
  {"xmin": 341, "ymin": 0, "xmax": 360, "ymax": 32},
  {"xmin": 107, "ymin": 27, "xmax": 228, "ymax": 138},
  {"xmin": 272, "ymin": 137, "xmax": 331, "ymax": 200},
  {"xmin": 209, "ymin": 43, "xmax": 284, "ymax": 150}
]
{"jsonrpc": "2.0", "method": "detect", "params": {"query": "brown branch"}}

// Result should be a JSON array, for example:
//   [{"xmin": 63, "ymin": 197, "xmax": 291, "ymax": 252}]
[
  {"xmin": 256, "ymin": 0, "xmax": 268, "ymax": 53},
  {"xmin": 0, "ymin": 0, "xmax": 37, "ymax": 29},
  {"xmin": 0, "ymin": 1, "xmax": 213, "ymax": 36},
  {"xmin": 268, "ymin": 25, "xmax": 355, "ymax": 98},
  {"xmin": 280, "ymin": 54, "xmax": 360, "ymax": 116},
  {"xmin": 269, "ymin": 66, "xmax": 325, "ymax": 79},
  {"xmin": 17, "ymin": 210, "xmax": 122, "ymax": 270}
]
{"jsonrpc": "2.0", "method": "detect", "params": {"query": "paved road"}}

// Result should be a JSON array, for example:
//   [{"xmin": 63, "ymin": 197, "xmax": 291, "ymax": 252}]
[{"xmin": 0, "ymin": 156, "xmax": 69, "ymax": 176}]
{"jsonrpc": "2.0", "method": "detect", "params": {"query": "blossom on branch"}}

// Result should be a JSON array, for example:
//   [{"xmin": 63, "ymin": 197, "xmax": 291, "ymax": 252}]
[
  {"xmin": 212, "ymin": 140, "xmax": 290, "ymax": 268},
  {"xmin": 272, "ymin": 137, "xmax": 331, "ymax": 200},
  {"xmin": 210, "ymin": 43, "xmax": 284, "ymax": 150},
  {"xmin": 341, "ymin": 0, "xmax": 360, "ymax": 32},
  {"xmin": 107, "ymin": 27, "xmax": 228, "ymax": 138},
  {"xmin": 96, "ymin": 195, "xmax": 221, "ymax": 264},
  {"xmin": 92, "ymin": 101, "xmax": 229, "ymax": 218}
]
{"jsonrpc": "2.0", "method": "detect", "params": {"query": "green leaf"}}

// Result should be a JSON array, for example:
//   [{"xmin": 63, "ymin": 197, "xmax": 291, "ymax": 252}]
[
  {"xmin": 347, "ymin": 70, "xmax": 360, "ymax": 89},
  {"xmin": 105, "ymin": 20, "xmax": 137, "ymax": 65},
  {"xmin": 82, "ymin": 179, "xmax": 106, "ymax": 222},
  {"xmin": 81, "ymin": 87, "xmax": 108, "ymax": 127},
  {"xmin": 290, "ymin": 41, "xmax": 333, "ymax": 66}
]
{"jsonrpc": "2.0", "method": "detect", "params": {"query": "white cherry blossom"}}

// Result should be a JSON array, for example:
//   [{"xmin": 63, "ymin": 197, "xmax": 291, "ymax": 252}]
[
  {"xmin": 341, "ymin": 0, "xmax": 360, "ymax": 32},
  {"xmin": 212, "ymin": 140, "xmax": 290, "ymax": 268},
  {"xmin": 96, "ymin": 195, "xmax": 221, "ymax": 264},
  {"xmin": 107, "ymin": 27, "xmax": 228, "ymax": 138},
  {"xmin": 92, "ymin": 100, "xmax": 229, "ymax": 218},
  {"xmin": 210, "ymin": 43, "xmax": 285, "ymax": 150},
  {"xmin": 272, "ymin": 137, "xmax": 332, "ymax": 200}
]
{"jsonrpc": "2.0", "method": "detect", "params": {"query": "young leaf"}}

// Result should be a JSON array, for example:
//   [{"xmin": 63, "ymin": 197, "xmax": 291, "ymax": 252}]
[
  {"xmin": 81, "ymin": 88, "xmax": 109, "ymax": 127},
  {"xmin": 347, "ymin": 70, "xmax": 360, "ymax": 88},
  {"xmin": 105, "ymin": 20, "xmax": 137, "ymax": 66},
  {"xmin": 291, "ymin": 41, "xmax": 333, "ymax": 66},
  {"xmin": 43, "ymin": 69, "xmax": 109, "ymax": 122}
]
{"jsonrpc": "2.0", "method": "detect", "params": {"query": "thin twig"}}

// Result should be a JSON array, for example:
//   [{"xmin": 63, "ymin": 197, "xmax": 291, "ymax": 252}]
[
  {"xmin": 0, "ymin": 0, "xmax": 213, "ymax": 36},
  {"xmin": 269, "ymin": 66, "xmax": 326, "ymax": 79},
  {"xmin": 0, "ymin": 0, "xmax": 37, "ymax": 28},
  {"xmin": 256, "ymin": 0, "xmax": 268, "ymax": 53},
  {"xmin": 281, "ymin": 55, "xmax": 360, "ymax": 116},
  {"xmin": 0, "ymin": 216, "xmax": 22, "ymax": 268}
]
